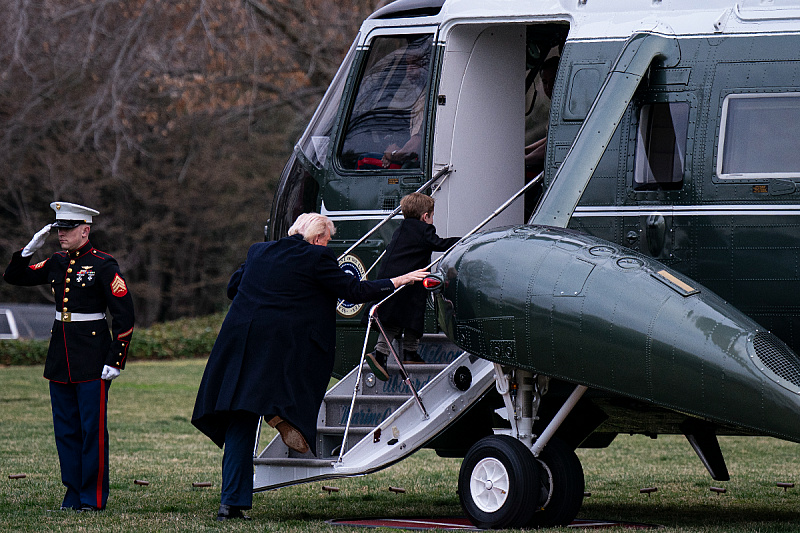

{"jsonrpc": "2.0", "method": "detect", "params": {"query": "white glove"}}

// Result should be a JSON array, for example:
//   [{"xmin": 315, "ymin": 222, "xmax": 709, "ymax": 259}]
[
  {"xmin": 101, "ymin": 365, "xmax": 121, "ymax": 381},
  {"xmin": 21, "ymin": 224, "xmax": 53, "ymax": 257}
]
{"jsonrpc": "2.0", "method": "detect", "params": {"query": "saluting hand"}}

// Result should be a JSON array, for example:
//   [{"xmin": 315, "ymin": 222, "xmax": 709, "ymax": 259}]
[{"xmin": 21, "ymin": 224, "xmax": 53, "ymax": 257}]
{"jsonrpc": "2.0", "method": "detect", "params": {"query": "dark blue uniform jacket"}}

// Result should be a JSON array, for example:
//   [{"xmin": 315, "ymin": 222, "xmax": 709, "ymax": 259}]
[
  {"xmin": 191, "ymin": 234, "xmax": 395, "ymax": 453},
  {"xmin": 3, "ymin": 240, "xmax": 135, "ymax": 383}
]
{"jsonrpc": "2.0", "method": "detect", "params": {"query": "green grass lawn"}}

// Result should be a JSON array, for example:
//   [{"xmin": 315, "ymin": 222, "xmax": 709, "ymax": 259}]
[{"xmin": 1, "ymin": 359, "xmax": 799, "ymax": 532}]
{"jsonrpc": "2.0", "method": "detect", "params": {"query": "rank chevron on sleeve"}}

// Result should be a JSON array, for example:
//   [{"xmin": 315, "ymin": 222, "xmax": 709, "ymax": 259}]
[{"xmin": 111, "ymin": 273, "xmax": 128, "ymax": 297}]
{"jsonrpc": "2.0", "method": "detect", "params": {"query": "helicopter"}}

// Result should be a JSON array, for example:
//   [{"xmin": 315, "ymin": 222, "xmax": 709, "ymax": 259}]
[{"xmin": 259, "ymin": 0, "xmax": 800, "ymax": 528}]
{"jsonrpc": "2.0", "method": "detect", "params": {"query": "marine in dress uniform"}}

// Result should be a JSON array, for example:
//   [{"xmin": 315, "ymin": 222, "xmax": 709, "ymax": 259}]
[{"xmin": 3, "ymin": 202, "xmax": 134, "ymax": 511}]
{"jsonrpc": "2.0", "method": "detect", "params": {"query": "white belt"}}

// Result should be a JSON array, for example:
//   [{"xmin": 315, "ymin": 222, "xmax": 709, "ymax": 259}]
[{"xmin": 55, "ymin": 311, "xmax": 106, "ymax": 323}]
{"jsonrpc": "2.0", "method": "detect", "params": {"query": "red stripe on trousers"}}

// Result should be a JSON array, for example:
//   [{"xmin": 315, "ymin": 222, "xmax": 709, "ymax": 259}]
[{"xmin": 97, "ymin": 381, "xmax": 106, "ymax": 507}]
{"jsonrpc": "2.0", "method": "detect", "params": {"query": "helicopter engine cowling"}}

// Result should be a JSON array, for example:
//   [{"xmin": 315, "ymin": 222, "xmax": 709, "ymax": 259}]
[{"xmin": 432, "ymin": 225, "xmax": 800, "ymax": 443}]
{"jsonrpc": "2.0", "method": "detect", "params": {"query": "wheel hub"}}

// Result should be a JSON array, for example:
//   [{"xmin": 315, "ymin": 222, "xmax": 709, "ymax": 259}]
[{"xmin": 470, "ymin": 457, "xmax": 510, "ymax": 513}]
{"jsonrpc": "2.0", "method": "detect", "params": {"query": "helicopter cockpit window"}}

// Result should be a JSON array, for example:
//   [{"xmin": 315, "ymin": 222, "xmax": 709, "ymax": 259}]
[
  {"xmin": 339, "ymin": 34, "xmax": 433, "ymax": 171},
  {"xmin": 633, "ymin": 102, "xmax": 689, "ymax": 191},
  {"xmin": 718, "ymin": 93, "xmax": 800, "ymax": 179}
]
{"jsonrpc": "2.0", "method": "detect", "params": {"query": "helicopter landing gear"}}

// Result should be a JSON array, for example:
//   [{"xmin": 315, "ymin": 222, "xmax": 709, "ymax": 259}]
[
  {"xmin": 458, "ymin": 435, "xmax": 544, "ymax": 529},
  {"xmin": 459, "ymin": 370, "xmax": 587, "ymax": 529},
  {"xmin": 458, "ymin": 435, "xmax": 584, "ymax": 529},
  {"xmin": 528, "ymin": 436, "xmax": 585, "ymax": 528}
]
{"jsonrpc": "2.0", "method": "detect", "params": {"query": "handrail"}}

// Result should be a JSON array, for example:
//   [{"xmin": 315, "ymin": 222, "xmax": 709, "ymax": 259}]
[
  {"xmin": 337, "ymin": 311, "xmax": 379, "ymax": 463},
  {"xmin": 333, "ymin": 165, "xmax": 450, "ymax": 461},
  {"xmin": 337, "ymin": 165, "xmax": 452, "ymax": 262},
  {"xmin": 371, "ymin": 306, "xmax": 430, "ymax": 420},
  {"xmin": 337, "ymin": 172, "xmax": 544, "ymax": 461},
  {"xmin": 363, "ymin": 250, "xmax": 386, "ymax": 279},
  {"xmin": 253, "ymin": 417, "xmax": 263, "ymax": 457},
  {"xmin": 378, "ymin": 171, "xmax": 544, "ymax": 303},
  {"xmin": 335, "ymin": 304, "xmax": 431, "ymax": 462}
]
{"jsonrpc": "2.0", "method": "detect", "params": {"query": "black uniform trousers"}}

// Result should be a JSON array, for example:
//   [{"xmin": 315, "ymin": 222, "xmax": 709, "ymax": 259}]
[
  {"xmin": 49, "ymin": 379, "xmax": 111, "ymax": 510},
  {"xmin": 220, "ymin": 411, "xmax": 260, "ymax": 509}
]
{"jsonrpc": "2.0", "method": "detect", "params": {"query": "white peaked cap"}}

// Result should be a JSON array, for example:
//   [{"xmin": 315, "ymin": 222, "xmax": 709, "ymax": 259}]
[{"xmin": 50, "ymin": 202, "xmax": 100, "ymax": 228}]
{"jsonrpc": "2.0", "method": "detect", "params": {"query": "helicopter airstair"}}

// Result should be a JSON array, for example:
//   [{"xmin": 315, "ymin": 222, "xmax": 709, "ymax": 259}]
[
  {"xmin": 252, "ymin": 334, "xmax": 496, "ymax": 490},
  {"xmin": 253, "ymin": 169, "xmax": 541, "ymax": 491}
]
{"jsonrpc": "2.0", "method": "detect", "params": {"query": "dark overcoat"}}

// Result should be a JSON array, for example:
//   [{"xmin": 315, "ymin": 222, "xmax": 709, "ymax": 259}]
[
  {"xmin": 3, "ymin": 240, "xmax": 135, "ymax": 383},
  {"xmin": 191, "ymin": 234, "xmax": 394, "ymax": 453},
  {"xmin": 371, "ymin": 218, "xmax": 459, "ymax": 336}
]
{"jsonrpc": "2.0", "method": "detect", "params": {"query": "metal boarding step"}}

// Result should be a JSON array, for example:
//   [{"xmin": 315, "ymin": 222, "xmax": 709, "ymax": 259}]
[{"xmin": 252, "ymin": 334, "xmax": 497, "ymax": 491}]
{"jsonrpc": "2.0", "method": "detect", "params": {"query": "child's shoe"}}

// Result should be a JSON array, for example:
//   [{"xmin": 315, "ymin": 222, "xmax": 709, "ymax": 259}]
[{"xmin": 366, "ymin": 351, "xmax": 390, "ymax": 381}]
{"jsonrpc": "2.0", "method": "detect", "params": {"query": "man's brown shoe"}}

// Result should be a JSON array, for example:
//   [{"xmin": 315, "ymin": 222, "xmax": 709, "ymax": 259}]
[{"xmin": 267, "ymin": 416, "xmax": 309, "ymax": 454}]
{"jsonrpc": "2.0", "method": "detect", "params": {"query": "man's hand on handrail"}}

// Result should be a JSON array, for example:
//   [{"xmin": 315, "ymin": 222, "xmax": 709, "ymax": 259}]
[{"xmin": 391, "ymin": 268, "xmax": 428, "ymax": 288}]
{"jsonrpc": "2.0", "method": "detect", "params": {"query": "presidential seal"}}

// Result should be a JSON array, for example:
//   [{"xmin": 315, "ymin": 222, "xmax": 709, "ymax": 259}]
[{"xmin": 337, "ymin": 253, "xmax": 367, "ymax": 317}]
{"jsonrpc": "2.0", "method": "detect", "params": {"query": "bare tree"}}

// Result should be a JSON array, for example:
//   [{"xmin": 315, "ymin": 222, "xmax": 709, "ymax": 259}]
[{"xmin": 0, "ymin": 0, "xmax": 378, "ymax": 324}]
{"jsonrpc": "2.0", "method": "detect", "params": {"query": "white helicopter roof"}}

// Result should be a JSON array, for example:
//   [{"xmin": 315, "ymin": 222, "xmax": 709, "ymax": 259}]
[{"xmin": 366, "ymin": 0, "xmax": 800, "ymax": 39}]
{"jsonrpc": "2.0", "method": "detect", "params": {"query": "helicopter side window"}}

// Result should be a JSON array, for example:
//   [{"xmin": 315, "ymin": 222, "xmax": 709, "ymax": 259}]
[
  {"xmin": 339, "ymin": 35, "xmax": 433, "ymax": 171},
  {"xmin": 633, "ymin": 102, "xmax": 689, "ymax": 191},
  {"xmin": 718, "ymin": 93, "xmax": 800, "ymax": 179}
]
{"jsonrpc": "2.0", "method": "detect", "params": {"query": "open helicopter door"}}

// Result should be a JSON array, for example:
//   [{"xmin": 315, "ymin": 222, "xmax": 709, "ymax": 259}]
[{"xmin": 431, "ymin": 24, "xmax": 526, "ymax": 235}]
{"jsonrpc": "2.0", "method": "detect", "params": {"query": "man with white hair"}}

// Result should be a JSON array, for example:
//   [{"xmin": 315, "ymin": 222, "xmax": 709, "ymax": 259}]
[
  {"xmin": 4, "ymin": 201, "xmax": 135, "ymax": 512},
  {"xmin": 192, "ymin": 212, "xmax": 426, "ymax": 521}
]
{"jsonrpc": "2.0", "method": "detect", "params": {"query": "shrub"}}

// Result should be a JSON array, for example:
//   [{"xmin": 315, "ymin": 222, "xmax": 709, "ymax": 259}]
[
  {"xmin": 0, "ymin": 339, "xmax": 49, "ymax": 366},
  {"xmin": 0, "ymin": 313, "xmax": 225, "ymax": 366},
  {"xmin": 129, "ymin": 313, "xmax": 224, "ymax": 360}
]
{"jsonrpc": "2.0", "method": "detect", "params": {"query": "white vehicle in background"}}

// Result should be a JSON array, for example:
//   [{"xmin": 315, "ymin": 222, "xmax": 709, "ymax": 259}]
[{"xmin": 0, "ymin": 304, "xmax": 55, "ymax": 340}]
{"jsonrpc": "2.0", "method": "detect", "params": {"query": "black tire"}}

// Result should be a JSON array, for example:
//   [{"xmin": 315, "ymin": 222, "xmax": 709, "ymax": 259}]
[
  {"xmin": 528, "ymin": 436, "xmax": 585, "ymax": 528},
  {"xmin": 458, "ymin": 435, "xmax": 543, "ymax": 529}
]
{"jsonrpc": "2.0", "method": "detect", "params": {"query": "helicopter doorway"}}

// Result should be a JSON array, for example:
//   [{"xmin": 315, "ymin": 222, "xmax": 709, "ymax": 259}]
[{"xmin": 431, "ymin": 22, "xmax": 569, "ymax": 236}]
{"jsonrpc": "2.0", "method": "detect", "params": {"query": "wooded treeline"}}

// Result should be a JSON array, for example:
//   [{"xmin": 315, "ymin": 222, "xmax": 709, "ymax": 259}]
[{"xmin": 0, "ymin": 0, "xmax": 379, "ymax": 325}]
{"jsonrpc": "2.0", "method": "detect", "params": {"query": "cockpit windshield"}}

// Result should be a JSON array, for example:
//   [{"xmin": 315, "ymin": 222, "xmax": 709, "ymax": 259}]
[{"xmin": 339, "ymin": 34, "xmax": 433, "ymax": 171}]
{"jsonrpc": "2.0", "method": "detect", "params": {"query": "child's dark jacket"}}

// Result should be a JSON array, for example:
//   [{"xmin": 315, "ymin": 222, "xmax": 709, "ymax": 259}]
[{"xmin": 372, "ymin": 218, "xmax": 459, "ymax": 336}]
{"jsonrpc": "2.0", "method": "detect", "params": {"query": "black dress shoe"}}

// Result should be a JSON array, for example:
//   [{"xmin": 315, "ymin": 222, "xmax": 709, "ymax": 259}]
[
  {"xmin": 217, "ymin": 504, "xmax": 251, "ymax": 521},
  {"xmin": 78, "ymin": 505, "xmax": 103, "ymax": 512}
]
